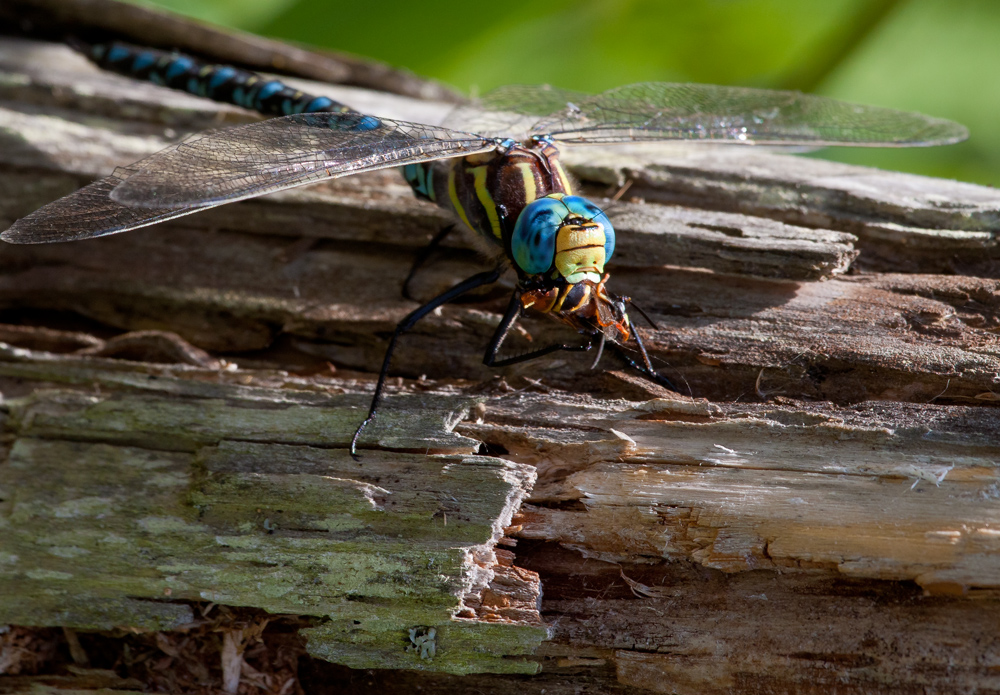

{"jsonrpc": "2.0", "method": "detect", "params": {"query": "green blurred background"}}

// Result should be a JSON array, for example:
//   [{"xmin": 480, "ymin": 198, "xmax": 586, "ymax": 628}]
[{"xmin": 132, "ymin": 0, "xmax": 997, "ymax": 185}]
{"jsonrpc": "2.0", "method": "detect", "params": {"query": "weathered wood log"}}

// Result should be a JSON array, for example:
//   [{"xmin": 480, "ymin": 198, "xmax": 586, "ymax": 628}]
[{"xmin": 1, "ymin": 25, "xmax": 1000, "ymax": 695}]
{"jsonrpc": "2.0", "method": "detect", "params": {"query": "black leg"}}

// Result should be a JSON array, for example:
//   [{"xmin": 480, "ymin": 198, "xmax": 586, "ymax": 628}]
[
  {"xmin": 351, "ymin": 267, "xmax": 502, "ymax": 458},
  {"xmin": 482, "ymin": 291, "xmax": 594, "ymax": 368},
  {"xmin": 402, "ymin": 224, "xmax": 456, "ymax": 301},
  {"xmin": 631, "ymin": 322, "xmax": 657, "ymax": 373},
  {"xmin": 610, "ymin": 328, "xmax": 677, "ymax": 391}
]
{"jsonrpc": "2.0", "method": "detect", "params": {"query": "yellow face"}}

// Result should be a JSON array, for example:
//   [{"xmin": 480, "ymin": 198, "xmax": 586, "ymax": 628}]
[{"xmin": 553, "ymin": 220, "xmax": 607, "ymax": 284}]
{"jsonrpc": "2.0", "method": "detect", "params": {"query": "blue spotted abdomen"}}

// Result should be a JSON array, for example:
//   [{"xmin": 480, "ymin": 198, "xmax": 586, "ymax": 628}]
[{"xmin": 84, "ymin": 41, "xmax": 352, "ymax": 117}]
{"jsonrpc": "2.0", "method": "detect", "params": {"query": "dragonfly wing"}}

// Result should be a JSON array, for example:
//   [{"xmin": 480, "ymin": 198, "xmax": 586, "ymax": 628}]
[
  {"xmin": 111, "ymin": 113, "xmax": 498, "ymax": 209},
  {"xmin": 443, "ymin": 85, "xmax": 592, "ymax": 139},
  {"xmin": 2, "ymin": 163, "xmax": 222, "ymax": 243},
  {"xmin": 498, "ymin": 82, "xmax": 967, "ymax": 147}
]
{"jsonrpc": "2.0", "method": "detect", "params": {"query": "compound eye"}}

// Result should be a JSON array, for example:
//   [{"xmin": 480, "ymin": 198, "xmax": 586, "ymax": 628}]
[{"xmin": 511, "ymin": 198, "xmax": 567, "ymax": 275}]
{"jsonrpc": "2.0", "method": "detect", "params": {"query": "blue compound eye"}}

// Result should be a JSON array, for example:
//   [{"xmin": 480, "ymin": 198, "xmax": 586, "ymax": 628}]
[
  {"xmin": 511, "ymin": 196, "xmax": 615, "ymax": 276},
  {"xmin": 511, "ymin": 198, "xmax": 566, "ymax": 275}
]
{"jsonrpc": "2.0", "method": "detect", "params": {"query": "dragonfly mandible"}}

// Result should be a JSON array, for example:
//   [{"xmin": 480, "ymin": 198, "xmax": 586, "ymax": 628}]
[{"xmin": 1, "ymin": 41, "xmax": 969, "ymax": 456}]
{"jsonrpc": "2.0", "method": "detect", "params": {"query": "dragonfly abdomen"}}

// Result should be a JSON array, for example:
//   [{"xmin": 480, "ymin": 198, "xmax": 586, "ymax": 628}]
[{"xmin": 83, "ymin": 41, "xmax": 353, "ymax": 117}]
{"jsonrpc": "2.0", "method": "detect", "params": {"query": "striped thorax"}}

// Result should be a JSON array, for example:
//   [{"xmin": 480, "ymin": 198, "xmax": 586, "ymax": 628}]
[
  {"xmin": 404, "ymin": 140, "xmax": 616, "ymax": 283},
  {"xmin": 405, "ymin": 139, "xmax": 573, "ymax": 244}
]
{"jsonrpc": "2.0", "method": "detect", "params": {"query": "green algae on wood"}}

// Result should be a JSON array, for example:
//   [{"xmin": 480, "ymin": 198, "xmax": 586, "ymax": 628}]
[{"xmin": 0, "ymin": 373, "xmax": 543, "ymax": 674}]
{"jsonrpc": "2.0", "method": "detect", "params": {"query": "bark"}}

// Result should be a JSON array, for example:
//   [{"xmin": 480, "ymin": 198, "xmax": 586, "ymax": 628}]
[{"xmin": 1, "ymin": 27, "xmax": 999, "ymax": 695}]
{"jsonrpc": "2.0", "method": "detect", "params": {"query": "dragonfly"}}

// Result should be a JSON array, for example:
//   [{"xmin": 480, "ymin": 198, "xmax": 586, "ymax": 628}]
[{"xmin": 2, "ymin": 41, "xmax": 969, "ymax": 456}]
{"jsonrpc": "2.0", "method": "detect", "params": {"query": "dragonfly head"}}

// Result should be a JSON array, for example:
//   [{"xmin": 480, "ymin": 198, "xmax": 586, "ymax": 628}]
[
  {"xmin": 520, "ymin": 273, "xmax": 632, "ymax": 345},
  {"xmin": 511, "ymin": 194, "xmax": 615, "ymax": 285}
]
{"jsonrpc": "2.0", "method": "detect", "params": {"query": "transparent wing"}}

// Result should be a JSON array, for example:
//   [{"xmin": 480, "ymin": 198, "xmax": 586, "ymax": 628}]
[
  {"xmin": 463, "ymin": 82, "xmax": 968, "ymax": 147},
  {"xmin": 2, "ymin": 163, "xmax": 222, "ymax": 243},
  {"xmin": 3, "ymin": 112, "xmax": 499, "ymax": 242},
  {"xmin": 444, "ymin": 85, "xmax": 591, "ymax": 139},
  {"xmin": 111, "ymin": 113, "xmax": 497, "ymax": 209}
]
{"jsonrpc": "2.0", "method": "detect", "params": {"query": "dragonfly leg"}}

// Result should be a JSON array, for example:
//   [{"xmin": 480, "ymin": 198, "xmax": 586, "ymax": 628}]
[
  {"xmin": 402, "ymin": 224, "xmax": 456, "ymax": 301},
  {"xmin": 483, "ymin": 292, "xmax": 594, "ymax": 368},
  {"xmin": 351, "ymin": 267, "xmax": 502, "ymax": 458},
  {"xmin": 609, "ymin": 329, "xmax": 677, "ymax": 391}
]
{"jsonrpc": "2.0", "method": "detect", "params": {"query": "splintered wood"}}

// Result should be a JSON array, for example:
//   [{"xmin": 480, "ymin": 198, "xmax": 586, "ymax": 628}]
[
  {"xmin": 461, "ymin": 394, "xmax": 1000, "ymax": 592},
  {"xmin": 0, "ymin": 30, "xmax": 999, "ymax": 695}
]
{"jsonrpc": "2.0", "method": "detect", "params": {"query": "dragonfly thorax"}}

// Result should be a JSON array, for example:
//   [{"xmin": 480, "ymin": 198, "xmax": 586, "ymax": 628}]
[{"xmin": 402, "ymin": 139, "xmax": 576, "ymax": 251}]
